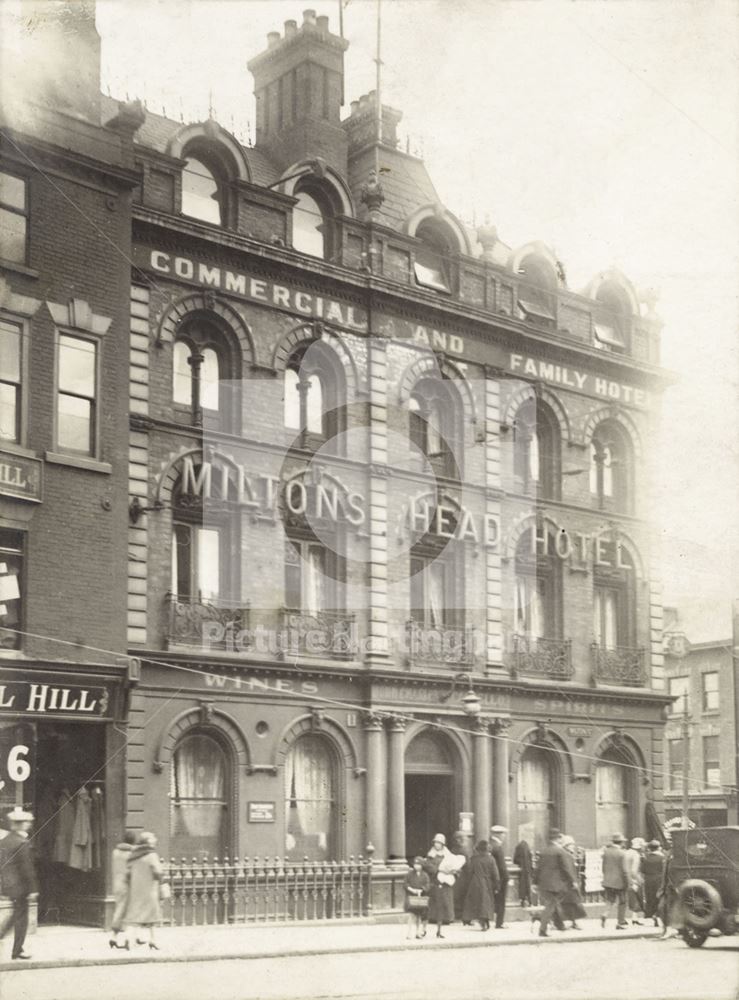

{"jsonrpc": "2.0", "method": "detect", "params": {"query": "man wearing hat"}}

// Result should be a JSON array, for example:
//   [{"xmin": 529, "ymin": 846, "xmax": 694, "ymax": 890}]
[
  {"xmin": 641, "ymin": 839, "xmax": 665, "ymax": 927},
  {"xmin": 600, "ymin": 832, "xmax": 629, "ymax": 929},
  {"xmin": 533, "ymin": 828, "xmax": 577, "ymax": 937},
  {"xmin": 489, "ymin": 825, "xmax": 509, "ymax": 928},
  {"xmin": 0, "ymin": 807, "xmax": 37, "ymax": 960}
]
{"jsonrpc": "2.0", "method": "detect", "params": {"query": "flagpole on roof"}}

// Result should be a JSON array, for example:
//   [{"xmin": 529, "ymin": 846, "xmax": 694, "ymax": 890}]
[{"xmin": 374, "ymin": 0, "xmax": 382, "ymax": 176}]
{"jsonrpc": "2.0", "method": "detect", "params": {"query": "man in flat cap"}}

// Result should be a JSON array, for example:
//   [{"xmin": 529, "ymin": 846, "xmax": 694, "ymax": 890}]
[
  {"xmin": 534, "ymin": 827, "xmax": 577, "ymax": 937},
  {"xmin": 600, "ymin": 831, "xmax": 629, "ymax": 929},
  {"xmin": 489, "ymin": 825, "xmax": 509, "ymax": 928},
  {"xmin": 0, "ymin": 807, "xmax": 38, "ymax": 960}
]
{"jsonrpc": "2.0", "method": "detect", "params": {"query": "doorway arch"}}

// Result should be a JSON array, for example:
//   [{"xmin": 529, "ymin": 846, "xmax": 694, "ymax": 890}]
[{"xmin": 404, "ymin": 728, "xmax": 462, "ymax": 861}]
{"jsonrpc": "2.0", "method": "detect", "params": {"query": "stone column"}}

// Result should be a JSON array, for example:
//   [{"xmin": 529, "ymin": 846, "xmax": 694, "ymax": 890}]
[
  {"xmin": 473, "ymin": 717, "xmax": 492, "ymax": 840},
  {"xmin": 386, "ymin": 715, "xmax": 407, "ymax": 865},
  {"xmin": 491, "ymin": 717, "xmax": 512, "ymax": 831},
  {"xmin": 364, "ymin": 713, "xmax": 387, "ymax": 863}
]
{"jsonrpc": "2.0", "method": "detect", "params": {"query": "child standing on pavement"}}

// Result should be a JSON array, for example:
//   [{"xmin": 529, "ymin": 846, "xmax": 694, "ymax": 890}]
[{"xmin": 404, "ymin": 857, "xmax": 431, "ymax": 939}]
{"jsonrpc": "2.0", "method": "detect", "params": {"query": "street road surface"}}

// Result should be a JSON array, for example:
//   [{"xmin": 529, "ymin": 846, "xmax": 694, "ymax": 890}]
[{"xmin": 1, "ymin": 937, "xmax": 736, "ymax": 1000}]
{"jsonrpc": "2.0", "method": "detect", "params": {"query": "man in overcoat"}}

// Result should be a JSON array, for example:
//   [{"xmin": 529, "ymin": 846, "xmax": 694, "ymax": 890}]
[
  {"xmin": 534, "ymin": 828, "xmax": 577, "ymax": 937},
  {"xmin": 489, "ymin": 825, "xmax": 509, "ymax": 928},
  {"xmin": 601, "ymin": 831, "xmax": 629, "ymax": 929},
  {"xmin": 0, "ymin": 808, "xmax": 38, "ymax": 960}
]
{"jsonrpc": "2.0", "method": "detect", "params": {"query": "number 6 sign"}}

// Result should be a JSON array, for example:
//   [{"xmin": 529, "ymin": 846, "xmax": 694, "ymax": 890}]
[{"xmin": 0, "ymin": 744, "xmax": 30, "ymax": 790}]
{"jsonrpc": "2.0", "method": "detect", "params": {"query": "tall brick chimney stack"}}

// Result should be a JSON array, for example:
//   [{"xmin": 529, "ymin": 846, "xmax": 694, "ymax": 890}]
[
  {"xmin": 247, "ymin": 9, "xmax": 349, "ymax": 175},
  {"xmin": 19, "ymin": 0, "xmax": 102, "ymax": 122}
]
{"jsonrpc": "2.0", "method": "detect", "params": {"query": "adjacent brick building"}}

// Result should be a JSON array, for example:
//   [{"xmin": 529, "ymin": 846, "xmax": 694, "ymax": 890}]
[{"xmin": 1, "ymin": 3, "xmax": 675, "ymax": 925}]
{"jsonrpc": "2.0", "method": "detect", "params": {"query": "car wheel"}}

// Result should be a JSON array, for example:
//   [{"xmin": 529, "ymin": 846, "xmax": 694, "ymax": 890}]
[
  {"xmin": 678, "ymin": 879, "xmax": 722, "ymax": 931},
  {"xmin": 681, "ymin": 926, "xmax": 708, "ymax": 948}
]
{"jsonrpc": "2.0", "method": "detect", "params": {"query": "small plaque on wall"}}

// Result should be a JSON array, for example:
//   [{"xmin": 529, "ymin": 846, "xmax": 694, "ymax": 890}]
[{"xmin": 248, "ymin": 801, "xmax": 275, "ymax": 823}]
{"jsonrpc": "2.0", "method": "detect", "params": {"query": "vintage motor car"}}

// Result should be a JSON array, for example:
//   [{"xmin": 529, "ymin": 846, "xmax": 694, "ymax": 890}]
[{"xmin": 669, "ymin": 826, "xmax": 739, "ymax": 947}]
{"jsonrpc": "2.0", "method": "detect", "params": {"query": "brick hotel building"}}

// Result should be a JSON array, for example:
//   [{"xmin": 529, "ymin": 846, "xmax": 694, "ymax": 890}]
[{"xmin": 0, "ymin": 3, "xmax": 673, "ymax": 924}]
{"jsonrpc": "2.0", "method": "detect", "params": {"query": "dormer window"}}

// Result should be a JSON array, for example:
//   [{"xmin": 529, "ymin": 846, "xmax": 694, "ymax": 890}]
[
  {"xmin": 293, "ymin": 190, "xmax": 327, "ymax": 258},
  {"xmin": 594, "ymin": 284, "xmax": 631, "ymax": 353},
  {"xmin": 517, "ymin": 255, "xmax": 557, "ymax": 324},
  {"xmin": 414, "ymin": 219, "xmax": 453, "ymax": 293},
  {"xmin": 182, "ymin": 156, "xmax": 223, "ymax": 225}
]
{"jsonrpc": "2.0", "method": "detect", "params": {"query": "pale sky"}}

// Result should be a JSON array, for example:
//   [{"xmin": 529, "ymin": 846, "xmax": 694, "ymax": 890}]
[{"xmin": 7, "ymin": 0, "xmax": 739, "ymax": 634}]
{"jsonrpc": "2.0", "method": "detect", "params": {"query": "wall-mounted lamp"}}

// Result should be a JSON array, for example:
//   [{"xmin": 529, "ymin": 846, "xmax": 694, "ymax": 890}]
[
  {"xmin": 129, "ymin": 496, "xmax": 165, "ymax": 524},
  {"xmin": 440, "ymin": 672, "xmax": 481, "ymax": 717}
]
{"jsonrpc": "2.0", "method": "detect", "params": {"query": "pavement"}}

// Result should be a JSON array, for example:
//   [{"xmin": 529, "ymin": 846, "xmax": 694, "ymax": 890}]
[{"xmin": 0, "ymin": 916, "xmax": 665, "ymax": 972}]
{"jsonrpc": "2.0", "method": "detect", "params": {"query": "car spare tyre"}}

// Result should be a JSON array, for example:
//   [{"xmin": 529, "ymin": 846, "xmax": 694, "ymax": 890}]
[{"xmin": 678, "ymin": 879, "xmax": 722, "ymax": 931}]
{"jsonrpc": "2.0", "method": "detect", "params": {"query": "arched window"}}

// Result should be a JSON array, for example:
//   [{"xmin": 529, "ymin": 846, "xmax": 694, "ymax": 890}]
[
  {"xmin": 512, "ymin": 399, "xmax": 560, "ymax": 498},
  {"xmin": 517, "ymin": 745, "xmax": 558, "ymax": 851},
  {"xmin": 293, "ymin": 190, "xmax": 327, "ymax": 258},
  {"xmin": 408, "ymin": 376, "xmax": 462, "ymax": 479},
  {"xmin": 514, "ymin": 528, "xmax": 561, "ymax": 640},
  {"xmin": 172, "ymin": 319, "xmax": 237, "ymax": 431},
  {"xmin": 170, "ymin": 730, "xmax": 230, "ymax": 860},
  {"xmin": 283, "ymin": 341, "xmax": 344, "ymax": 448},
  {"xmin": 182, "ymin": 156, "xmax": 224, "ymax": 225},
  {"xmin": 593, "ymin": 544, "xmax": 635, "ymax": 651},
  {"xmin": 595, "ymin": 745, "xmax": 636, "ymax": 844},
  {"xmin": 594, "ymin": 283, "xmax": 631, "ymax": 353},
  {"xmin": 285, "ymin": 734, "xmax": 337, "ymax": 861},
  {"xmin": 409, "ymin": 502, "xmax": 463, "ymax": 643},
  {"xmin": 517, "ymin": 255, "xmax": 557, "ymax": 325},
  {"xmin": 414, "ymin": 218, "xmax": 454, "ymax": 293},
  {"xmin": 589, "ymin": 420, "xmax": 633, "ymax": 512}
]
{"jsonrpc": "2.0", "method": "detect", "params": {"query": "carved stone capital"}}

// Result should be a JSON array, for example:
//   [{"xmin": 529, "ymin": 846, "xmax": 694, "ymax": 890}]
[
  {"xmin": 363, "ymin": 711, "xmax": 385, "ymax": 732},
  {"xmin": 386, "ymin": 714, "xmax": 407, "ymax": 733}
]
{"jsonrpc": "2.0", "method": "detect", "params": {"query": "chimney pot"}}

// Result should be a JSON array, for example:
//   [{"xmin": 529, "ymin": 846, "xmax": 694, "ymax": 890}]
[
  {"xmin": 285, "ymin": 19, "xmax": 297, "ymax": 35},
  {"xmin": 303, "ymin": 9, "xmax": 317, "ymax": 25},
  {"xmin": 316, "ymin": 14, "xmax": 329, "ymax": 32},
  {"xmin": 267, "ymin": 31, "xmax": 280, "ymax": 47}
]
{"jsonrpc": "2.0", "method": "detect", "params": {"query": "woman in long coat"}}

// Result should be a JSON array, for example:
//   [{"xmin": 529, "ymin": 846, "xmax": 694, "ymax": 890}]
[
  {"xmin": 123, "ymin": 831, "xmax": 166, "ymax": 949},
  {"xmin": 109, "ymin": 830, "xmax": 137, "ymax": 948},
  {"xmin": 462, "ymin": 841, "xmax": 500, "ymax": 930},
  {"xmin": 558, "ymin": 836, "xmax": 586, "ymax": 929},
  {"xmin": 424, "ymin": 834, "xmax": 460, "ymax": 938}
]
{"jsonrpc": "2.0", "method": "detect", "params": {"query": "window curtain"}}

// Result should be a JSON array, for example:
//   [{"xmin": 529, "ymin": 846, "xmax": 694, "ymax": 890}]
[
  {"xmin": 196, "ymin": 527, "xmax": 220, "ymax": 601},
  {"xmin": 285, "ymin": 736, "xmax": 335, "ymax": 861},
  {"xmin": 200, "ymin": 347, "xmax": 220, "ymax": 411},
  {"xmin": 602, "ymin": 445, "xmax": 613, "ymax": 497},
  {"xmin": 284, "ymin": 368, "xmax": 301, "ymax": 429},
  {"xmin": 594, "ymin": 589, "xmax": 618, "ymax": 648},
  {"xmin": 171, "ymin": 733, "xmax": 227, "ymax": 859},
  {"xmin": 589, "ymin": 443, "xmax": 599, "ymax": 494},
  {"xmin": 595, "ymin": 761, "xmax": 628, "ymax": 845},
  {"xmin": 529, "ymin": 430, "xmax": 541, "ymax": 482},
  {"xmin": 305, "ymin": 374, "xmax": 323, "ymax": 434},
  {"xmin": 515, "ymin": 575, "xmax": 544, "ymax": 637},
  {"xmin": 427, "ymin": 560, "xmax": 446, "ymax": 627},
  {"xmin": 518, "ymin": 750, "xmax": 552, "ymax": 851},
  {"xmin": 173, "ymin": 341, "xmax": 192, "ymax": 405},
  {"xmin": 304, "ymin": 545, "xmax": 325, "ymax": 616}
]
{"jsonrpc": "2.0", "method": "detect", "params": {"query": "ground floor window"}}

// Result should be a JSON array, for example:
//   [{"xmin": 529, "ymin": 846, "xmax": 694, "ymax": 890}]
[
  {"xmin": 517, "ymin": 746, "xmax": 556, "ymax": 851},
  {"xmin": 285, "ymin": 734, "xmax": 337, "ymax": 862},
  {"xmin": 170, "ymin": 731, "xmax": 229, "ymax": 861},
  {"xmin": 595, "ymin": 749, "xmax": 633, "ymax": 844}
]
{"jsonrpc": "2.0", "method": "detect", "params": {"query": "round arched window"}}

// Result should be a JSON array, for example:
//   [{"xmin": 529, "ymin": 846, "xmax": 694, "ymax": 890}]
[
  {"xmin": 285, "ymin": 734, "xmax": 337, "ymax": 861},
  {"xmin": 292, "ymin": 191, "xmax": 326, "ymax": 258},
  {"xmin": 595, "ymin": 746, "xmax": 634, "ymax": 845},
  {"xmin": 517, "ymin": 745, "xmax": 557, "ymax": 850},
  {"xmin": 170, "ymin": 731, "xmax": 230, "ymax": 861},
  {"xmin": 182, "ymin": 157, "xmax": 222, "ymax": 225}
]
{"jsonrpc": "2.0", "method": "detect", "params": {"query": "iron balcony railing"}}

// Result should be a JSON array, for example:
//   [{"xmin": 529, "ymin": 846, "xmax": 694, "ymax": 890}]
[
  {"xmin": 405, "ymin": 620, "xmax": 476, "ymax": 666},
  {"xmin": 165, "ymin": 593, "xmax": 251, "ymax": 649},
  {"xmin": 161, "ymin": 855, "xmax": 372, "ymax": 926},
  {"xmin": 281, "ymin": 609, "xmax": 358, "ymax": 660},
  {"xmin": 591, "ymin": 643, "xmax": 646, "ymax": 687},
  {"xmin": 512, "ymin": 634, "xmax": 573, "ymax": 680}
]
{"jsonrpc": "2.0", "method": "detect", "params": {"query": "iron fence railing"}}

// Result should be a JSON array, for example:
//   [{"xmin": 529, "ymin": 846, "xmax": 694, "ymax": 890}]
[
  {"xmin": 591, "ymin": 643, "xmax": 646, "ymax": 687},
  {"xmin": 161, "ymin": 856, "xmax": 372, "ymax": 926},
  {"xmin": 512, "ymin": 634, "xmax": 573, "ymax": 679}
]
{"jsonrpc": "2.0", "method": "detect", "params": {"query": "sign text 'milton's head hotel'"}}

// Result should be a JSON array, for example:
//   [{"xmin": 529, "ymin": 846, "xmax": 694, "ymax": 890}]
[{"xmin": 137, "ymin": 247, "xmax": 651, "ymax": 409}]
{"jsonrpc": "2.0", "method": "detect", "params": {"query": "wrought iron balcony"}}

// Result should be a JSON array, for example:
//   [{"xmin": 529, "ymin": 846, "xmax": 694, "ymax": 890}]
[
  {"xmin": 166, "ymin": 594, "xmax": 251, "ymax": 649},
  {"xmin": 591, "ymin": 643, "xmax": 646, "ymax": 687},
  {"xmin": 281, "ymin": 609, "xmax": 357, "ymax": 660},
  {"xmin": 512, "ymin": 634, "xmax": 573, "ymax": 679},
  {"xmin": 405, "ymin": 620, "xmax": 476, "ymax": 666}
]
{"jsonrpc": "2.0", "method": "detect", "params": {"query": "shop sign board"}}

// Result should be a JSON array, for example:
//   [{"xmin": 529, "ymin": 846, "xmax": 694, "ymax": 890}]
[
  {"xmin": 0, "ymin": 679, "xmax": 117, "ymax": 719},
  {"xmin": 248, "ymin": 802, "xmax": 275, "ymax": 823},
  {"xmin": 584, "ymin": 849, "xmax": 604, "ymax": 893},
  {"xmin": 0, "ymin": 451, "xmax": 42, "ymax": 503}
]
